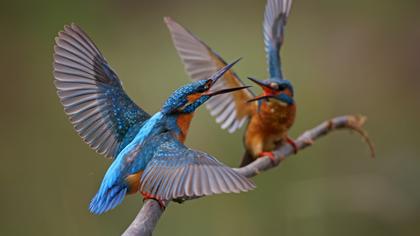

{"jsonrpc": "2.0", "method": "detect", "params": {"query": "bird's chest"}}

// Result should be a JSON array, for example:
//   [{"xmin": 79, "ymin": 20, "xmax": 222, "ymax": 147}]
[
  {"xmin": 175, "ymin": 113, "xmax": 194, "ymax": 143},
  {"xmin": 245, "ymin": 101, "xmax": 296, "ymax": 154},
  {"xmin": 251, "ymin": 101, "xmax": 295, "ymax": 132}
]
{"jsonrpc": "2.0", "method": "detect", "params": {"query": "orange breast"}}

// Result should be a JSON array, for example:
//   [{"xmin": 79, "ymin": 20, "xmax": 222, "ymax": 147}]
[
  {"xmin": 176, "ymin": 113, "xmax": 194, "ymax": 143},
  {"xmin": 245, "ymin": 100, "xmax": 296, "ymax": 157}
]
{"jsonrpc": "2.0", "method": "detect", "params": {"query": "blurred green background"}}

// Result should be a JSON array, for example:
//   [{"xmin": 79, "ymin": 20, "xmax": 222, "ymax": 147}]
[{"xmin": 1, "ymin": 0, "xmax": 419, "ymax": 235}]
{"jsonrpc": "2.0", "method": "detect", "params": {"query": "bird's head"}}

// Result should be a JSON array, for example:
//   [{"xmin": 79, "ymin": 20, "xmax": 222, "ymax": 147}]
[
  {"xmin": 247, "ymin": 77, "xmax": 294, "ymax": 106},
  {"xmin": 162, "ymin": 58, "xmax": 250, "ymax": 114}
]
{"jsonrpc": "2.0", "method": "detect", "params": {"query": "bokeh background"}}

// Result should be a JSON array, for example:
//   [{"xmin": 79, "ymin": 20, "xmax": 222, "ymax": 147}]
[{"xmin": 1, "ymin": 0, "xmax": 419, "ymax": 235}]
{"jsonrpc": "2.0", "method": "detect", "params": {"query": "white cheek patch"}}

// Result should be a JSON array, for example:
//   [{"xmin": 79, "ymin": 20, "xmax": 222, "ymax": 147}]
[
  {"xmin": 179, "ymin": 101, "xmax": 194, "ymax": 111},
  {"xmin": 267, "ymin": 100, "xmax": 287, "ymax": 110},
  {"xmin": 277, "ymin": 101, "xmax": 288, "ymax": 107}
]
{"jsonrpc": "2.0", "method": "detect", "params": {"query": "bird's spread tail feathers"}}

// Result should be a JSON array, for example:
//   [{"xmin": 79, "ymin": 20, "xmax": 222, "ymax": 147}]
[{"xmin": 89, "ymin": 184, "xmax": 128, "ymax": 215}]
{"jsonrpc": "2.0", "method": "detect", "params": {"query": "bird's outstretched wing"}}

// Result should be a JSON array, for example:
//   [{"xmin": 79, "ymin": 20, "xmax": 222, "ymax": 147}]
[
  {"xmin": 165, "ymin": 17, "xmax": 254, "ymax": 133},
  {"xmin": 140, "ymin": 134, "xmax": 255, "ymax": 200},
  {"xmin": 53, "ymin": 24, "xmax": 150, "ymax": 158},
  {"xmin": 263, "ymin": 0, "xmax": 293, "ymax": 79}
]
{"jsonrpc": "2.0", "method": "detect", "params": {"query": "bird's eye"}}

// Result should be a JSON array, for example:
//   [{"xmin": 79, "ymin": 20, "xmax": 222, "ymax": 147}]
[
  {"xmin": 202, "ymin": 80, "xmax": 212, "ymax": 91},
  {"xmin": 198, "ymin": 85, "xmax": 208, "ymax": 92},
  {"xmin": 270, "ymin": 82, "xmax": 279, "ymax": 90}
]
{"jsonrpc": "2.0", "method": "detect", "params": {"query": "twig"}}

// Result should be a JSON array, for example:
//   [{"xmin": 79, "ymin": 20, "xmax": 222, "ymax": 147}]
[{"xmin": 122, "ymin": 115, "xmax": 374, "ymax": 236}]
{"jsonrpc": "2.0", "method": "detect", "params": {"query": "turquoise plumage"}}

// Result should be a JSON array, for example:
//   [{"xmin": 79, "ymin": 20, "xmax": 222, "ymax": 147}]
[{"xmin": 53, "ymin": 24, "xmax": 255, "ymax": 215}]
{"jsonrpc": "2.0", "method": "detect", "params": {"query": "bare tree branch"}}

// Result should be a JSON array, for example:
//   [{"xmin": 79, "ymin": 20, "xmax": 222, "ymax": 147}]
[
  {"xmin": 122, "ymin": 200, "xmax": 165, "ymax": 236},
  {"xmin": 122, "ymin": 115, "xmax": 374, "ymax": 236}
]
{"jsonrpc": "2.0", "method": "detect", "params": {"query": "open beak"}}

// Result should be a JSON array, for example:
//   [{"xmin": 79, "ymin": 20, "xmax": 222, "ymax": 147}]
[
  {"xmin": 204, "ymin": 57, "xmax": 248, "ymax": 97},
  {"xmin": 209, "ymin": 57, "xmax": 242, "ymax": 84},
  {"xmin": 247, "ymin": 77, "xmax": 271, "ymax": 89},
  {"xmin": 247, "ymin": 95, "xmax": 275, "ymax": 103},
  {"xmin": 206, "ymin": 85, "xmax": 251, "ymax": 97},
  {"xmin": 246, "ymin": 77, "xmax": 277, "ymax": 103}
]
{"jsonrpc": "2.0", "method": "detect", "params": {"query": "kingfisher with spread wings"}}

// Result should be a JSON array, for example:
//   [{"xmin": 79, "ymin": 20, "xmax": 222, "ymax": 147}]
[
  {"xmin": 165, "ymin": 0, "xmax": 296, "ymax": 167},
  {"xmin": 53, "ymin": 24, "xmax": 254, "ymax": 214}
]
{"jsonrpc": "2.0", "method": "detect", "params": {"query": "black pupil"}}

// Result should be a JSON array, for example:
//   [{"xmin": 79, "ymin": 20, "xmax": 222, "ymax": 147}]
[
  {"xmin": 203, "ymin": 82, "xmax": 212, "ymax": 91},
  {"xmin": 278, "ymin": 85, "xmax": 286, "ymax": 91}
]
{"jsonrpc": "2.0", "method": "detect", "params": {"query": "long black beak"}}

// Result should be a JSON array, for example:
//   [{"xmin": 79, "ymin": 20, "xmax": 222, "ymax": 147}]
[
  {"xmin": 206, "ymin": 86, "xmax": 251, "ymax": 97},
  {"xmin": 247, "ymin": 95, "xmax": 275, "ymax": 103},
  {"xmin": 209, "ymin": 58, "xmax": 242, "ymax": 84},
  {"xmin": 247, "ymin": 77, "xmax": 270, "ymax": 88}
]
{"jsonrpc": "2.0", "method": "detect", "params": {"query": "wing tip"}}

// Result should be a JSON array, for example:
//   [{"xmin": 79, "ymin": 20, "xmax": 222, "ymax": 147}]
[
  {"xmin": 163, "ymin": 16, "xmax": 173, "ymax": 25},
  {"xmin": 164, "ymin": 16, "xmax": 182, "ymax": 31},
  {"xmin": 54, "ymin": 24, "xmax": 77, "ymax": 47}
]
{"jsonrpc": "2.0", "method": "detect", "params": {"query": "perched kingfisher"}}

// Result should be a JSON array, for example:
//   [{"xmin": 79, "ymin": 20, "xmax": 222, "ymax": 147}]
[
  {"xmin": 165, "ymin": 0, "xmax": 296, "ymax": 167},
  {"xmin": 53, "ymin": 24, "xmax": 255, "ymax": 214}
]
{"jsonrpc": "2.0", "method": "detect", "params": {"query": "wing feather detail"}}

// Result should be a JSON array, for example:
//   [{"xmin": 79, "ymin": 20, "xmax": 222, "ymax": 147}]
[
  {"xmin": 165, "ymin": 17, "xmax": 254, "ymax": 133},
  {"xmin": 263, "ymin": 0, "xmax": 293, "ymax": 79},
  {"xmin": 53, "ymin": 23, "xmax": 150, "ymax": 158},
  {"xmin": 140, "ymin": 137, "xmax": 255, "ymax": 200}
]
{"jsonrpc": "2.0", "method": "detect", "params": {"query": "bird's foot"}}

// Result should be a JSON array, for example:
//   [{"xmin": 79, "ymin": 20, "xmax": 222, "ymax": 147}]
[
  {"xmin": 141, "ymin": 192, "xmax": 166, "ymax": 209},
  {"xmin": 286, "ymin": 137, "xmax": 298, "ymax": 154},
  {"xmin": 258, "ymin": 151, "xmax": 277, "ymax": 165}
]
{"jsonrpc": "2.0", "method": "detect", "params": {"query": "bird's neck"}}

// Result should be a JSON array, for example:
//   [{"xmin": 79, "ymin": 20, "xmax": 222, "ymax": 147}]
[
  {"xmin": 166, "ymin": 112, "xmax": 195, "ymax": 143},
  {"xmin": 252, "ymin": 100, "xmax": 296, "ymax": 129}
]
